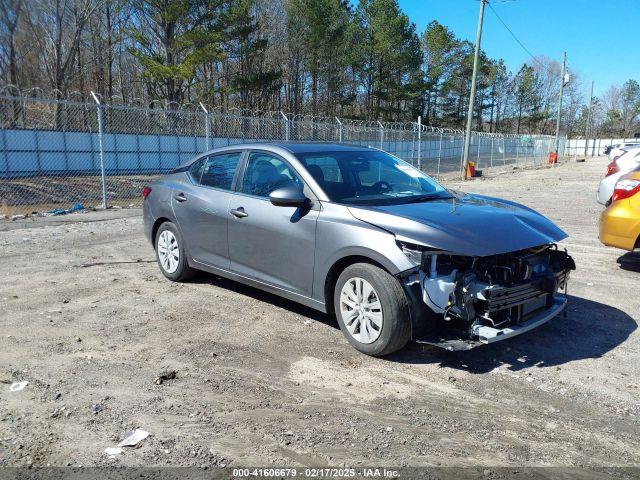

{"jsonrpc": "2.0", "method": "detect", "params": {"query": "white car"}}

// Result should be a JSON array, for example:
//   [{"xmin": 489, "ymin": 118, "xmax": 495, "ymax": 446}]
[
  {"xmin": 597, "ymin": 148, "xmax": 640, "ymax": 205},
  {"xmin": 609, "ymin": 142, "xmax": 640, "ymax": 160}
]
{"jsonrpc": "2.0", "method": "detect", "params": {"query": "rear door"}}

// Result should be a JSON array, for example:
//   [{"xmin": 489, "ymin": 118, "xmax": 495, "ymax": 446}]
[
  {"xmin": 227, "ymin": 151, "xmax": 319, "ymax": 297},
  {"xmin": 172, "ymin": 151, "xmax": 244, "ymax": 270}
]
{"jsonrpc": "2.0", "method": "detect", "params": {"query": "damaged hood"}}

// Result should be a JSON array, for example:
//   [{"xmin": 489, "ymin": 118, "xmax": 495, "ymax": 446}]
[{"xmin": 347, "ymin": 192, "xmax": 567, "ymax": 257}]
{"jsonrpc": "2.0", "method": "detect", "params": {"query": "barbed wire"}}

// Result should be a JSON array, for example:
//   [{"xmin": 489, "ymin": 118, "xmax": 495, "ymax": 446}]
[{"xmin": 0, "ymin": 85, "xmax": 556, "ymax": 139}]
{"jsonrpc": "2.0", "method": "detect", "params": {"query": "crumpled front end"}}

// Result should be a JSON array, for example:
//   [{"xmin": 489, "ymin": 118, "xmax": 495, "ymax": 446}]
[{"xmin": 398, "ymin": 244, "xmax": 576, "ymax": 350}]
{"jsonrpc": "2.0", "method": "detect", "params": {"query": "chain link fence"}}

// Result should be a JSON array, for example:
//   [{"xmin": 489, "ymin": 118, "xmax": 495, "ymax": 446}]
[{"xmin": 0, "ymin": 93, "xmax": 562, "ymax": 215}]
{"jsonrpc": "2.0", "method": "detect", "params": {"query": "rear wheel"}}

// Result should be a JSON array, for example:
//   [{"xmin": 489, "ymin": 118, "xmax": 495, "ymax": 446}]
[
  {"xmin": 334, "ymin": 263, "xmax": 411, "ymax": 356},
  {"xmin": 155, "ymin": 222, "xmax": 196, "ymax": 281}
]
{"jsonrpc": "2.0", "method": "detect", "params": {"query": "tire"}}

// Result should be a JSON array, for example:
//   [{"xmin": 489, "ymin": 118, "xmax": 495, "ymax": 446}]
[
  {"xmin": 334, "ymin": 263, "xmax": 411, "ymax": 356},
  {"xmin": 154, "ymin": 221, "xmax": 196, "ymax": 282}
]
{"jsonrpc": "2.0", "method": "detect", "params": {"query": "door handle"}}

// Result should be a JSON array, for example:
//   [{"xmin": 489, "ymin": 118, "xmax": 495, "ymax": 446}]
[
  {"xmin": 230, "ymin": 207, "xmax": 248, "ymax": 218},
  {"xmin": 174, "ymin": 193, "xmax": 187, "ymax": 202}
]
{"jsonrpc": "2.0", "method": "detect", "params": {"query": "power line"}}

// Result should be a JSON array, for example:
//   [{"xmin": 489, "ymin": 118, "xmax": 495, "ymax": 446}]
[{"xmin": 486, "ymin": 2, "xmax": 547, "ymax": 70}]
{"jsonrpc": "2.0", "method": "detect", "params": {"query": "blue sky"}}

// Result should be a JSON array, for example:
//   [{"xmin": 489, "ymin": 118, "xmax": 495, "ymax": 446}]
[{"xmin": 397, "ymin": 0, "xmax": 640, "ymax": 97}]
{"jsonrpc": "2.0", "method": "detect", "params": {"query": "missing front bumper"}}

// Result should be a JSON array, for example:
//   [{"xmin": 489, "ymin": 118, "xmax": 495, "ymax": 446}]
[
  {"xmin": 414, "ymin": 295, "xmax": 567, "ymax": 351},
  {"xmin": 472, "ymin": 295, "xmax": 566, "ymax": 344}
]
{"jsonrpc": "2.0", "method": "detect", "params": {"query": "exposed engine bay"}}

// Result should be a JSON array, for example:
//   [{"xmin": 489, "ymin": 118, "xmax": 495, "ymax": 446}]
[{"xmin": 399, "ymin": 243, "xmax": 576, "ymax": 350}]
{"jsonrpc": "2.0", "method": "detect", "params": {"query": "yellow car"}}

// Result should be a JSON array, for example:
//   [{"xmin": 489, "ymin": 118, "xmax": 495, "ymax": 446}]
[{"xmin": 600, "ymin": 170, "xmax": 640, "ymax": 251}]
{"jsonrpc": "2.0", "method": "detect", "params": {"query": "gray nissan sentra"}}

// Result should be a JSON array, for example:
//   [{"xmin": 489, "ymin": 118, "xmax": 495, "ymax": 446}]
[{"xmin": 143, "ymin": 143, "xmax": 575, "ymax": 356}]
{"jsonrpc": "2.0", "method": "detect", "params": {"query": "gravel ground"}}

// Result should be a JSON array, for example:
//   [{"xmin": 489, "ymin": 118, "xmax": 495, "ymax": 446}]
[{"xmin": 1, "ymin": 156, "xmax": 639, "ymax": 469}]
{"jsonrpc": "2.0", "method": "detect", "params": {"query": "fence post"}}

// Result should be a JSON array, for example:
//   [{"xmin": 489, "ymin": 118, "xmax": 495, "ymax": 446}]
[
  {"xmin": 503, "ymin": 137, "xmax": 507, "ymax": 165},
  {"xmin": 335, "ymin": 117, "xmax": 343, "ymax": 142},
  {"xmin": 437, "ymin": 132, "xmax": 443, "ymax": 175},
  {"xmin": 90, "ymin": 91, "xmax": 108, "ymax": 209},
  {"xmin": 417, "ymin": 116, "xmax": 422, "ymax": 171},
  {"xmin": 200, "ymin": 102, "xmax": 210, "ymax": 151},
  {"xmin": 377, "ymin": 121, "xmax": 384, "ymax": 150},
  {"xmin": 490, "ymin": 136, "xmax": 494, "ymax": 167},
  {"xmin": 280, "ymin": 111, "xmax": 289, "ymax": 141}
]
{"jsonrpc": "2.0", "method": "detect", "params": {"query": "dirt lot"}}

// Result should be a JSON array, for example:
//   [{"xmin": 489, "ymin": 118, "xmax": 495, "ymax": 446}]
[{"xmin": 1, "ymin": 156, "xmax": 639, "ymax": 469}]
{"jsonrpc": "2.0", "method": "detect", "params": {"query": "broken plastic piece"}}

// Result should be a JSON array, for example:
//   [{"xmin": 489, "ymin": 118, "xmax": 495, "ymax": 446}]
[
  {"xmin": 9, "ymin": 381, "xmax": 28, "ymax": 392},
  {"xmin": 117, "ymin": 429, "xmax": 150, "ymax": 448},
  {"xmin": 104, "ymin": 447, "xmax": 123, "ymax": 456}
]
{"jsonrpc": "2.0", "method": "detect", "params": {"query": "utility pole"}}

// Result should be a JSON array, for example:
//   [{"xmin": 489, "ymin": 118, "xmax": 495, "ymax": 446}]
[
  {"xmin": 584, "ymin": 80, "xmax": 594, "ymax": 157},
  {"xmin": 461, "ymin": 0, "xmax": 487, "ymax": 180},
  {"xmin": 554, "ymin": 51, "xmax": 567, "ymax": 155}
]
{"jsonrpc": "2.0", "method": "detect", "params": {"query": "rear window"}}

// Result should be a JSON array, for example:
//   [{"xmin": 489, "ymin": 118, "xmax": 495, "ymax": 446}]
[{"xmin": 189, "ymin": 152, "xmax": 242, "ymax": 190}]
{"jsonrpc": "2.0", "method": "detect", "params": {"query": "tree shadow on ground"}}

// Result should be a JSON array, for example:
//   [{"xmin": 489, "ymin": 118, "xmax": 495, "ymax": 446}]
[{"xmin": 390, "ymin": 295, "xmax": 637, "ymax": 373}]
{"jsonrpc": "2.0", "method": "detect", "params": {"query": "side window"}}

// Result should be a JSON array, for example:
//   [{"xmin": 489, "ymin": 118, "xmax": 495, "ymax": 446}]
[
  {"xmin": 188, "ymin": 158, "xmax": 206, "ymax": 183},
  {"xmin": 241, "ymin": 153, "xmax": 303, "ymax": 198},
  {"xmin": 303, "ymin": 155, "xmax": 342, "ymax": 183},
  {"xmin": 197, "ymin": 152, "xmax": 242, "ymax": 190}
]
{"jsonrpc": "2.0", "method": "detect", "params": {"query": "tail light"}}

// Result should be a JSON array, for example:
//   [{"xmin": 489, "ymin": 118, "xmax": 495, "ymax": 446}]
[
  {"xmin": 142, "ymin": 186, "xmax": 152, "ymax": 199},
  {"xmin": 605, "ymin": 161, "xmax": 619, "ymax": 177},
  {"xmin": 611, "ymin": 179, "xmax": 640, "ymax": 202}
]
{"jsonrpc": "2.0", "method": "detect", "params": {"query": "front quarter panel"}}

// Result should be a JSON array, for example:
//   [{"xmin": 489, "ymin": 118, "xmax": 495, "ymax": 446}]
[{"xmin": 312, "ymin": 202, "xmax": 414, "ymax": 304}]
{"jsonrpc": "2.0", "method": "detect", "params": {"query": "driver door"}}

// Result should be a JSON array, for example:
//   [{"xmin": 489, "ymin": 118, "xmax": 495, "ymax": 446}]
[{"xmin": 227, "ymin": 151, "xmax": 319, "ymax": 297}]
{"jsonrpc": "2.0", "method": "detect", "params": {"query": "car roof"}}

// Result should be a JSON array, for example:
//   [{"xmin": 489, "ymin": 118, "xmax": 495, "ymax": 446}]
[
  {"xmin": 269, "ymin": 142, "xmax": 372, "ymax": 154},
  {"xmin": 178, "ymin": 142, "xmax": 375, "ymax": 169},
  {"xmin": 202, "ymin": 142, "xmax": 373, "ymax": 154}
]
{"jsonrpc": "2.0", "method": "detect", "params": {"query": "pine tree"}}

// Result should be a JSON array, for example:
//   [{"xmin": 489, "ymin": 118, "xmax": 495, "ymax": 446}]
[
  {"xmin": 286, "ymin": 0, "xmax": 351, "ymax": 115},
  {"xmin": 352, "ymin": 0, "xmax": 422, "ymax": 120},
  {"xmin": 226, "ymin": 0, "xmax": 281, "ymax": 111},
  {"xmin": 129, "ymin": 0, "xmax": 227, "ymax": 103},
  {"xmin": 420, "ymin": 20, "xmax": 459, "ymax": 125}
]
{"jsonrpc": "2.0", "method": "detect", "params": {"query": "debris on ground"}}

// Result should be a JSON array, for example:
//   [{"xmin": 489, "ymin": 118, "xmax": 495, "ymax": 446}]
[
  {"xmin": 117, "ymin": 429, "xmax": 151, "ymax": 448},
  {"xmin": 2, "ymin": 157, "xmax": 640, "ymax": 468},
  {"xmin": 104, "ymin": 447, "xmax": 123, "ymax": 457},
  {"xmin": 90, "ymin": 403, "xmax": 102, "ymax": 414},
  {"xmin": 50, "ymin": 406, "xmax": 67, "ymax": 418},
  {"xmin": 154, "ymin": 369, "xmax": 177, "ymax": 385},
  {"xmin": 48, "ymin": 203, "xmax": 85, "ymax": 216},
  {"xmin": 102, "ymin": 430, "xmax": 151, "ymax": 457},
  {"xmin": 10, "ymin": 214, "xmax": 27, "ymax": 221},
  {"xmin": 9, "ymin": 381, "xmax": 28, "ymax": 392}
]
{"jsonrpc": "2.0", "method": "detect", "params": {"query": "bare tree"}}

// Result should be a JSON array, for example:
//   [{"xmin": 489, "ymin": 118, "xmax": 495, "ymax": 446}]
[
  {"xmin": 26, "ymin": 0, "xmax": 100, "ymax": 97},
  {"xmin": 0, "ymin": 0, "xmax": 24, "ymax": 87}
]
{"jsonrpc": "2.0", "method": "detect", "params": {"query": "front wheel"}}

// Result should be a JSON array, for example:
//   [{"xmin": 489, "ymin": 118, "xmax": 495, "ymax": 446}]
[
  {"xmin": 334, "ymin": 263, "xmax": 411, "ymax": 356},
  {"xmin": 155, "ymin": 221, "xmax": 196, "ymax": 281}
]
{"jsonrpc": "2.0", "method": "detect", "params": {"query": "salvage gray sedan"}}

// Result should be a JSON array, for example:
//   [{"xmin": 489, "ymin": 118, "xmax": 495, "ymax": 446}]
[{"xmin": 143, "ymin": 143, "xmax": 575, "ymax": 356}]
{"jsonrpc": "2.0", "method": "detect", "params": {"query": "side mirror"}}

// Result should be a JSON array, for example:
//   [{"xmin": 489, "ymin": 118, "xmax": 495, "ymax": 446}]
[{"xmin": 269, "ymin": 186, "xmax": 308, "ymax": 207}]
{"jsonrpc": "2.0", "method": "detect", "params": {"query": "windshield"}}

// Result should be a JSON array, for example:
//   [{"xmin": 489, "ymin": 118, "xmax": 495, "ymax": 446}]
[{"xmin": 296, "ymin": 150, "xmax": 450, "ymax": 205}]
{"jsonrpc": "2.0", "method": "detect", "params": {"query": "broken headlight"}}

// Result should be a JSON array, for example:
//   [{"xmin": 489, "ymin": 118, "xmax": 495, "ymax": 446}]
[{"xmin": 398, "ymin": 242, "xmax": 425, "ymax": 267}]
